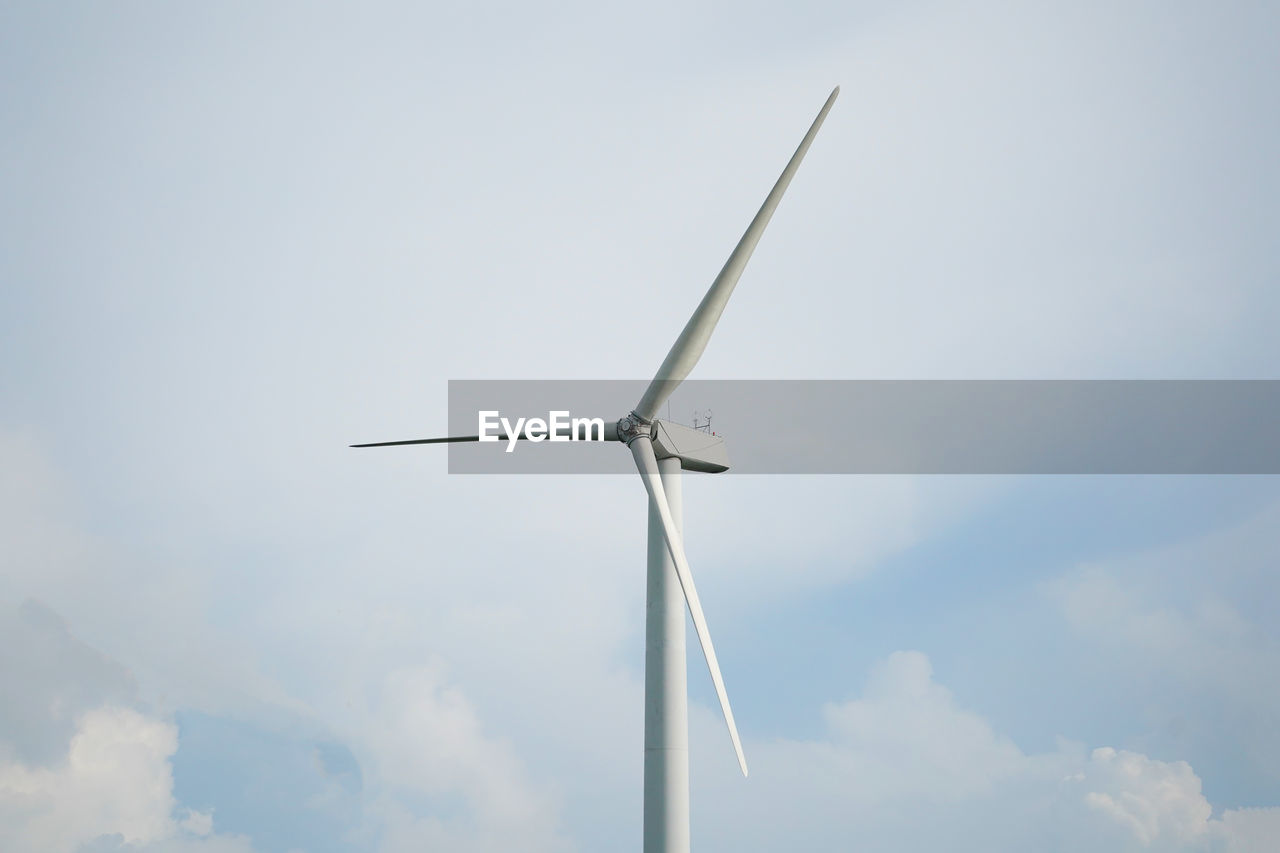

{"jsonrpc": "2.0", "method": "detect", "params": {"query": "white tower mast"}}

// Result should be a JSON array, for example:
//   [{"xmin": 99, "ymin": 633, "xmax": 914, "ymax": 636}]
[{"xmin": 645, "ymin": 456, "xmax": 690, "ymax": 852}]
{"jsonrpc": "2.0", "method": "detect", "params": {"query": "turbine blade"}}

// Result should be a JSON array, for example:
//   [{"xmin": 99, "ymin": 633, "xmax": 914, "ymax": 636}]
[
  {"xmin": 350, "ymin": 436, "xmax": 481, "ymax": 448},
  {"xmin": 629, "ymin": 435, "xmax": 749, "ymax": 777},
  {"xmin": 633, "ymin": 86, "xmax": 839, "ymax": 422},
  {"xmin": 351, "ymin": 420, "xmax": 622, "ymax": 448}
]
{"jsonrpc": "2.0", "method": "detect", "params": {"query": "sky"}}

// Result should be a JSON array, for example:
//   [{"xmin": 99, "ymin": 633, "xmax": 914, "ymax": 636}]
[{"xmin": 1, "ymin": 1, "xmax": 1278, "ymax": 851}]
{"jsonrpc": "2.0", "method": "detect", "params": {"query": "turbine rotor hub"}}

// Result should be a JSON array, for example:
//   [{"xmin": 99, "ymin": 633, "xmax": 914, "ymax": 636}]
[{"xmin": 616, "ymin": 412, "xmax": 651, "ymax": 445}]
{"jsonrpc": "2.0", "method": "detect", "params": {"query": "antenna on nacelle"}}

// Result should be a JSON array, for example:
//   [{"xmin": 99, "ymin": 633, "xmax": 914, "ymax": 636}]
[{"xmin": 693, "ymin": 409, "xmax": 713, "ymax": 434}]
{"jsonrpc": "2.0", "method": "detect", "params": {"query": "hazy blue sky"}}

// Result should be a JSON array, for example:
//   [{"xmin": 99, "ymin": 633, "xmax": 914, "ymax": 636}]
[{"xmin": 2, "ymin": 2, "xmax": 1278, "ymax": 851}]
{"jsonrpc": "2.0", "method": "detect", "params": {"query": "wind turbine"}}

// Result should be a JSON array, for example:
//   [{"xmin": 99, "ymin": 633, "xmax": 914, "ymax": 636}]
[{"xmin": 353, "ymin": 87, "xmax": 839, "ymax": 853}]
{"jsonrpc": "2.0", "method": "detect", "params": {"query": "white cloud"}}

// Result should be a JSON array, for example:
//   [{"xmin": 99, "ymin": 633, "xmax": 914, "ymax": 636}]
[
  {"xmin": 0, "ymin": 430, "xmax": 313, "ymax": 729},
  {"xmin": 0, "ymin": 707, "xmax": 175, "ymax": 851},
  {"xmin": 692, "ymin": 651, "xmax": 1278, "ymax": 853},
  {"xmin": 1082, "ymin": 747, "xmax": 1212, "ymax": 846},
  {"xmin": 1215, "ymin": 807, "xmax": 1280, "ymax": 853},
  {"xmin": 361, "ymin": 664, "xmax": 573, "ymax": 853},
  {"xmin": 1048, "ymin": 499, "xmax": 1280, "ymax": 777},
  {"xmin": 816, "ymin": 650, "xmax": 1026, "ymax": 800},
  {"xmin": 0, "ymin": 706, "xmax": 250, "ymax": 853},
  {"xmin": 178, "ymin": 808, "xmax": 214, "ymax": 837},
  {"xmin": 0, "ymin": 599, "xmax": 137, "ymax": 766}
]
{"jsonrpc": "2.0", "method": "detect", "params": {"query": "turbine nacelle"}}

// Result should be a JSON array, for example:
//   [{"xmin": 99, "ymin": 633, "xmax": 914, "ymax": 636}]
[
  {"xmin": 616, "ymin": 414, "xmax": 730, "ymax": 475},
  {"xmin": 649, "ymin": 418, "xmax": 729, "ymax": 473}
]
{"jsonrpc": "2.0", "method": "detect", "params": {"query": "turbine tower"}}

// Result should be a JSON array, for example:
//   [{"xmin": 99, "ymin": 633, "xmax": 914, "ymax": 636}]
[{"xmin": 353, "ymin": 87, "xmax": 839, "ymax": 852}]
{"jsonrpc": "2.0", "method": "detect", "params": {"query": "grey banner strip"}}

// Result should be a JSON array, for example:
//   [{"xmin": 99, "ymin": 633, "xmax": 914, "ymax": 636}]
[{"xmin": 441, "ymin": 380, "xmax": 1280, "ymax": 474}]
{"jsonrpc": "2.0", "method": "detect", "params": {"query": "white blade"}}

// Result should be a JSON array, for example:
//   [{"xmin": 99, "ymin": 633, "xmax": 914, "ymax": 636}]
[
  {"xmin": 633, "ymin": 86, "xmax": 840, "ymax": 422},
  {"xmin": 629, "ymin": 436, "xmax": 748, "ymax": 777}
]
